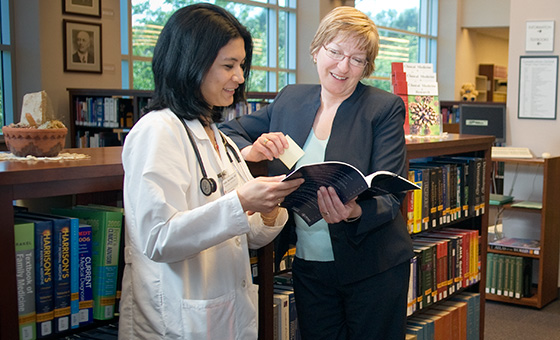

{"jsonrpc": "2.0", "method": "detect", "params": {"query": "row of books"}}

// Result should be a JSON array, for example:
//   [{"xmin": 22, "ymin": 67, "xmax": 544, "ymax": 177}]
[
  {"xmin": 407, "ymin": 292, "xmax": 480, "ymax": 340},
  {"xmin": 409, "ymin": 229, "xmax": 480, "ymax": 316},
  {"xmin": 391, "ymin": 62, "xmax": 442, "ymax": 137},
  {"xmin": 406, "ymin": 156, "xmax": 487, "ymax": 234},
  {"xmin": 273, "ymin": 283, "xmax": 300, "ymax": 340},
  {"xmin": 224, "ymin": 99, "xmax": 270, "ymax": 121},
  {"xmin": 13, "ymin": 204, "xmax": 123, "ymax": 339},
  {"xmin": 74, "ymin": 97, "xmax": 135, "ymax": 129},
  {"xmin": 75, "ymin": 130, "xmax": 123, "ymax": 148},
  {"xmin": 486, "ymin": 253, "xmax": 533, "ymax": 299}
]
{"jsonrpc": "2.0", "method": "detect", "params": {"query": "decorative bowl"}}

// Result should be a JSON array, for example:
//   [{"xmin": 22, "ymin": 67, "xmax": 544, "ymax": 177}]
[{"xmin": 2, "ymin": 126, "xmax": 68, "ymax": 157}]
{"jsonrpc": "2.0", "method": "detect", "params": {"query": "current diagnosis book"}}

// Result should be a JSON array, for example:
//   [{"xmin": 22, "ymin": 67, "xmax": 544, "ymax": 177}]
[{"xmin": 281, "ymin": 161, "xmax": 420, "ymax": 226}]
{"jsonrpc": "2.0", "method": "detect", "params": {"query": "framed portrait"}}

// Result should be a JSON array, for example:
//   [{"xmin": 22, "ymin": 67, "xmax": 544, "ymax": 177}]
[
  {"xmin": 63, "ymin": 0, "xmax": 101, "ymax": 18},
  {"xmin": 63, "ymin": 20, "xmax": 102, "ymax": 73}
]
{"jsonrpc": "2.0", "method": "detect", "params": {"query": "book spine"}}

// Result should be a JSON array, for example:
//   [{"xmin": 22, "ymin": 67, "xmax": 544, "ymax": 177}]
[
  {"xmin": 78, "ymin": 225, "xmax": 94, "ymax": 326},
  {"xmin": 87, "ymin": 210, "xmax": 123, "ymax": 320},
  {"xmin": 53, "ymin": 221, "xmax": 71, "ymax": 333},
  {"xmin": 69, "ymin": 218, "xmax": 80, "ymax": 329},
  {"xmin": 15, "ymin": 221, "xmax": 37, "ymax": 340},
  {"xmin": 34, "ymin": 221, "xmax": 54, "ymax": 338}
]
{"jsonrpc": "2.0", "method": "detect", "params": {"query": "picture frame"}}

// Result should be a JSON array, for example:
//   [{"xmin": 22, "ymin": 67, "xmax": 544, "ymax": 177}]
[
  {"xmin": 518, "ymin": 56, "xmax": 558, "ymax": 120},
  {"xmin": 63, "ymin": 20, "xmax": 102, "ymax": 74},
  {"xmin": 63, "ymin": 0, "xmax": 101, "ymax": 18}
]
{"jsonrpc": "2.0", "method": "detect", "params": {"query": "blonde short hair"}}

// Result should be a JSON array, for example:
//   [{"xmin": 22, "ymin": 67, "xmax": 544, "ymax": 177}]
[{"xmin": 310, "ymin": 6, "xmax": 379, "ymax": 78}]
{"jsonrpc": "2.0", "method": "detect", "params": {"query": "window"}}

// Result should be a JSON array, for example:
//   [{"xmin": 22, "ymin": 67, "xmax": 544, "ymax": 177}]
[
  {"xmin": 0, "ymin": 0, "xmax": 15, "ymax": 127},
  {"xmin": 355, "ymin": 0, "xmax": 438, "ymax": 91},
  {"xmin": 121, "ymin": 0, "xmax": 297, "ymax": 92}
]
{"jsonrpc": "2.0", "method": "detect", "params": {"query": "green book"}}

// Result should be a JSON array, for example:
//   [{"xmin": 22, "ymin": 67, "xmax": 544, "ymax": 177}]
[
  {"xmin": 14, "ymin": 219, "xmax": 37, "ymax": 340},
  {"xmin": 496, "ymin": 254, "xmax": 505, "ymax": 296},
  {"xmin": 489, "ymin": 193, "xmax": 514, "ymax": 206},
  {"xmin": 486, "ymin": 253, "xmax": 494, "ymax": 294},
  {"xmin": 51, "ymin": 206, "xmax": 122, "ymax": 321}
]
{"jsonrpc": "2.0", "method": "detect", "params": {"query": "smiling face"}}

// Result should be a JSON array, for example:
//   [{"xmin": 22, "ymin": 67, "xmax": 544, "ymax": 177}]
[
  {"xmin": 200, "ymin": 37, "xmax": 246, "ymax": 108},
  {"xmin": 314, "ymin": 36, "xmax": 367, "ymax": 100}
]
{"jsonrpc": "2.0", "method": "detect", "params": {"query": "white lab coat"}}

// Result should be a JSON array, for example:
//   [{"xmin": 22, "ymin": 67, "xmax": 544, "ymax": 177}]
[{"xmin": 119, "ymin": 109, "xmax": 286, "ymax": 340}]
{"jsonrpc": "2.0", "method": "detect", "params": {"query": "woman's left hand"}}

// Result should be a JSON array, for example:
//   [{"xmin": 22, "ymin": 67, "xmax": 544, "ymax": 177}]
[{"xmin": 317, "ymin": 186, "xmax": 362, "ymax": 223}]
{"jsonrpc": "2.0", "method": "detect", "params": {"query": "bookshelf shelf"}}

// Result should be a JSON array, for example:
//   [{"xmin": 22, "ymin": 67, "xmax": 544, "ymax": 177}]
[
  {"xmin": 487, "ymin": 156, "xmax": 560, "ymax": 309},
  {"xmin": 0, "ymin": 147, "xmax": 124, "ymax": 340}
]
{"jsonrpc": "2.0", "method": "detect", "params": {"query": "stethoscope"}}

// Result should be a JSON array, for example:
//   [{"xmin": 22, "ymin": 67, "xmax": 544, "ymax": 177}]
[{"xmin": 176, "ymin": 114, "xmax": 241, "ymax": 196}]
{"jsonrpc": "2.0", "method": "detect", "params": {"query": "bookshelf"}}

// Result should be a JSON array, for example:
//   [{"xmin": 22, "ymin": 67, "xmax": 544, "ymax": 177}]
[
  {"xmin": 0, "ymin": 147, "xmax": 123, "ymax": 339},
  {"xmin": 256, "ymin": 134, "xmax": 494, "ymax": 340},
  {"xmin": 1, "ymin": 135, "xmax": 493, "ymax": 339},
  {"xmin": 478, "ymin": 64, "xmax": 507, "ymax": 103},
  {"xmin": 67, "ymin": 88, "xmax": 153, "ymax": 148},
  {"xmin": 486, "ymin": 156, "xmax": 560, "ymax": 308},
  {"xmin": 67, "ymin": 89, "xmax": 277, "ymax": 148}
]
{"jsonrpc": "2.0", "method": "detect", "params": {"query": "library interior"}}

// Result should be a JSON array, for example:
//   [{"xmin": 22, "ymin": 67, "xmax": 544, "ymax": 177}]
[{"xmin": 1, "ymin": 0, "xmax": 560, "ymax": 339}]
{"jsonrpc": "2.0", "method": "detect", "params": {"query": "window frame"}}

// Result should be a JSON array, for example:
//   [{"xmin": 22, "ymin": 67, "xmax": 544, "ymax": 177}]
[
  {"xmin": 120, "ymin": 0, "xmax": 297, "ymax": 93},
  {"xmin": 1, "ymin": 0, "xmax": 16, "ymax": 127}
]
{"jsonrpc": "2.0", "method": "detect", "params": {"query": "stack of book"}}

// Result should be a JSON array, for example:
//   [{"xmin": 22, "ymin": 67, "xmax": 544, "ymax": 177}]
[
  {"xmin": 486, "ymin": 252, "xmax": 533, "ymax": 299},
  {"xmin": 12, "ymin": 205, "xmax": 124, "ymax": 338},
  {"xmin": 391, "ymin": 62, "xmax": 442, "ymax": 137}
]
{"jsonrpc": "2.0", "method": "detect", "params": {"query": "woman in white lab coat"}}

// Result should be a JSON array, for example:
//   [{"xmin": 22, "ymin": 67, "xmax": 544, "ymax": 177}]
[{"xmin": 118, "ymin": 4, "xmax": 303, "ymax": 340}]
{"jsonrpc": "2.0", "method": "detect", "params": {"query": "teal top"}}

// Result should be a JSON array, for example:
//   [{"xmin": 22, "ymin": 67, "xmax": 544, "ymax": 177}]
[{"xmin": 294, "ymin": 129, "xmax": 334, "ymax": 261}]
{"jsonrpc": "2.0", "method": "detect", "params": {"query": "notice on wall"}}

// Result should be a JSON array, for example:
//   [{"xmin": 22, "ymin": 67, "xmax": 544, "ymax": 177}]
[
  {"xmin": 518, "ymin": 56, "xmax": 558, "ymax": 120},
  {"xmin": 525, "ymin": 21, "xmax": 555, "ymax": 52}
]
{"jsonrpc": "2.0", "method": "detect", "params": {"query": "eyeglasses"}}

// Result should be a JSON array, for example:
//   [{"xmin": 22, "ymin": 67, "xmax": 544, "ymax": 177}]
[{"xmin": 322, "ymin": 45, "xmax": 368, "ymax": 68}]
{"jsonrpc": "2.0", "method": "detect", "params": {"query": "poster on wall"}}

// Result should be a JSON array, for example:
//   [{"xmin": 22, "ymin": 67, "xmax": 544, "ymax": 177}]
[
  {"xmin": 518, "ymin": 56, "xmax": 558, "ymax": 120},
  {"xmin": 63, "ymin": 20, "xmax": 102, "ymax": 74}
]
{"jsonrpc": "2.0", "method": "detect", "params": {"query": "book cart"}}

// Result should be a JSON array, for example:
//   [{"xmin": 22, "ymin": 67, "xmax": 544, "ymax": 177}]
[{"xmin": 487, "ymin": 156, "xmax": 560, "ymax": 308}]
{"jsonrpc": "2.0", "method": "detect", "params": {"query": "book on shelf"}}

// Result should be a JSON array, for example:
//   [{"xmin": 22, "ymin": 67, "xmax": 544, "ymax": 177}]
[
  {"xmin": 273, "ymin": 292, "xmax": 289, "ymax": 340},
  {"xmin": 25, "ymin": 215, "xmax": 54, "ymax": 338},
  {"xmin": 51, "ymin": 206, "xmax": 123, "ymax": 321},
  {"xmin": 510, "ymin": 201, "xmax": 542, "ymax": 209},
  {"xmin": 489, "ymin": 237, "xmax": 540, "ymax": 255},
  {"xmin": 273, "ymin": 287, "xmax": 300, "ymax": 340},
  {"xmin": 450, "ymin": 292, "xmax": 480, "ymax": 340},
  {"xmin": 489, "ymin": 193, "xmax": 514, "ymax": 206},
  {"xmin": 14, "ymin": 219, "xmax": 37, "ymax": 340},
  {"xmin": 281, "ymin": 161, "xmax": 420, "ymax": 226},
  {"xmin": 16, "ymin": 212, "xmax": 72, "ymax": 334},
  {"xmin": 391, "ymin": 62, "xmax": 441, "ymax": 137},
  {"xmin": 78, "ymin": 223, "xmax": 94, "ymax": 326}
]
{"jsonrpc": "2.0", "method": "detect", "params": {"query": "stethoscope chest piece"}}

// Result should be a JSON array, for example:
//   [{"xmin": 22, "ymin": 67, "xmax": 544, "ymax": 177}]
[{"xmin": 200, "ymin": 177, "xmax": 217, "ymax": 196}]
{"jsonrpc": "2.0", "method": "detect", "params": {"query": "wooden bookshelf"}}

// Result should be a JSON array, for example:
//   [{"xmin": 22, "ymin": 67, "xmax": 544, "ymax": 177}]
[
  {"xmin": 0, "ymin": 147, "xmax": 123, "ymax": 339},
  {"xmin": 486, "ymin": 156, "xmax": 560, "ymax": 308}
]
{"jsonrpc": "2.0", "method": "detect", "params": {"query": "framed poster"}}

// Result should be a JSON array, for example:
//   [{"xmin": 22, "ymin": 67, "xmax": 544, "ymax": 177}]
[
  {"xmin": 518, "ymin": 56, "xmax": 558, "ymax": 120},
  {"xmin": 63, "ymin": 20, "xmax": 102, "ymax": 73},
  {"xmin": 63, "ymin": 0, "xmax": 102, "ymax": 18}
]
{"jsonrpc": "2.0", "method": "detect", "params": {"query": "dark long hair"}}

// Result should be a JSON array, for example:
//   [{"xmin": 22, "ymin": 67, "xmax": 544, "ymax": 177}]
[{"xmin": 145, "ymin": 3, "xmax": 253, "ymax": 125}]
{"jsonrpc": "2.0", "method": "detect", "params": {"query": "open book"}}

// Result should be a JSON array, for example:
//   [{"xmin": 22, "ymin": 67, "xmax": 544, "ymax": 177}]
[{"xmin": 281, "ymin": 161, "xmax": 420, "ymax": 226}]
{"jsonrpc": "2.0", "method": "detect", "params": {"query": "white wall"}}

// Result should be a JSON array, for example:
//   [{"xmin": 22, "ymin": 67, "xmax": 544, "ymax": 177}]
[
  {"xmin": 14, "ymin": 0, "xmax": 122, "ymax": 146},
  {"xmin": 507, "ymin": 0, "xmax": 560, "ymax": 155}
]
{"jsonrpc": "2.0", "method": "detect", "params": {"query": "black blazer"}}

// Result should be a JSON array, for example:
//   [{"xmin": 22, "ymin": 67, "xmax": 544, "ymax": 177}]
[{"xmin": 220, "ymin": 82, "xmax": 414, "ymax": 284}]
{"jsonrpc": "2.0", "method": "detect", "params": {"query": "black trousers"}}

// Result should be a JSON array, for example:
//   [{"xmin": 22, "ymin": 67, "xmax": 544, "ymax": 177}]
[{"xmin": 292, "ymin": 257, "xmax": 410, "ymax": 340}]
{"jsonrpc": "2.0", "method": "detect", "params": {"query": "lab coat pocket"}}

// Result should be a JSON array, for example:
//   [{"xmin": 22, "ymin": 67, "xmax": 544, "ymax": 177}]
[{"xmin": 182, "ymin": 290, "xmax": 236, "ymax": 340}]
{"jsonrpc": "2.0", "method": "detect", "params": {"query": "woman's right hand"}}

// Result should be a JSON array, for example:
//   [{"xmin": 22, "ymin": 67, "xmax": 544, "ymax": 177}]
[
  {"xmin": 241, "ymin": 132, "xmax": 289, "ymax": 162},
  {"xmin": 237, "ymin": 175, "xmax": 304, "ymax": 213}
]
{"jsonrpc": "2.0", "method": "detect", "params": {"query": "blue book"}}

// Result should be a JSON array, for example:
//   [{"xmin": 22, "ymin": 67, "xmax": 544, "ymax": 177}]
[
  {"xmin": 78, "ymin": 223, "xmax": 94, "ymax": 326},
  {"xmin": 450, "ymin": 292, "xmax": 480, "ymax": 340},
  {"xmin": 16, "ymin": 215, "xmax": 53, "ymax": 338},
  {"xmin": 17, "ymin": 212, "xmax": 71, "ymax": 333},
  {"xmin": 274, "ymin": 287, "xmax": 300, "ymax": 340},
  {"xmin": 52, "ymin": 206, "xmax": 123, "ymax": 320}
]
